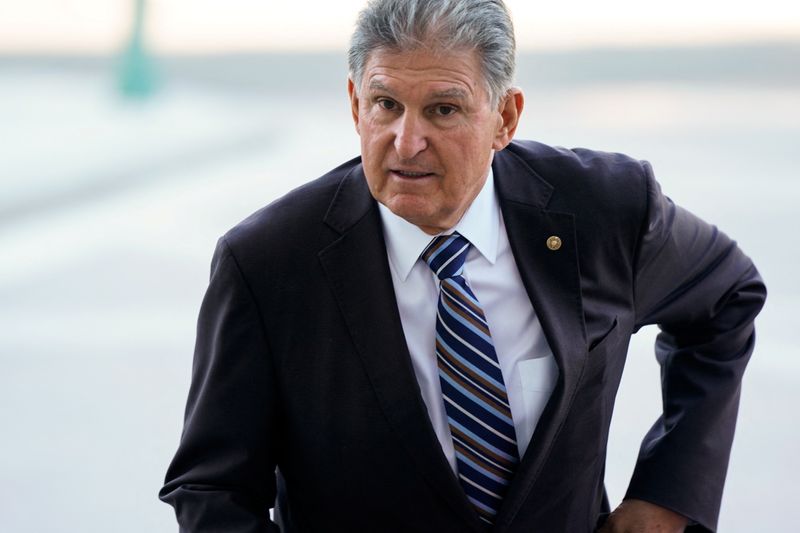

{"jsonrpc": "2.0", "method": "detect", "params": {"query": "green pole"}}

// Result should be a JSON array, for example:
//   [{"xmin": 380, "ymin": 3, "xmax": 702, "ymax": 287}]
[{"xmin": 119, "ymin": 0, "xmax": 157, "ymax": 99}]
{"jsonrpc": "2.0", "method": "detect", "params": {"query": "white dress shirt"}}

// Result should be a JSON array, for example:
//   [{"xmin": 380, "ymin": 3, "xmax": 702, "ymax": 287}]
[{"xmin": 378, "ymin": 168, "xmax": 559, "ymax": 471}]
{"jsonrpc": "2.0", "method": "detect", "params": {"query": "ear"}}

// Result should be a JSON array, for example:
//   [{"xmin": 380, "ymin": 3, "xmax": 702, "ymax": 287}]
[
  {"xmin": 492, "ymin": 88, "xmax": 524, "ymax": 151},
  {"xmin": 348, "ymin": 78, "xmax": 361, "ymax": 134}
]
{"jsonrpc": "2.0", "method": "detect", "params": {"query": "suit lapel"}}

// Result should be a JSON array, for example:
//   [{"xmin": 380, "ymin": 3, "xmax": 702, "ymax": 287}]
[
  {"xmin": 491, "ymin": 149, "xmax": 588, "ymax": 530},
  {"xmin": 318, "ymin": 166, "xmax": 484, "ymax": 532}
]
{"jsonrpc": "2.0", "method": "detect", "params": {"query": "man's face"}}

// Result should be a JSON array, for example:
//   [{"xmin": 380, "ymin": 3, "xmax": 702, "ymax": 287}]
[{"xmin": 349, "ymin": 47, "xmax": 522, "ymax": 234}]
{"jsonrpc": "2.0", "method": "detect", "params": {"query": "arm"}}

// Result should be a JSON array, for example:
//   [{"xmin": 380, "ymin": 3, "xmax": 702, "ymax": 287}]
[
  {"xmin": 159, "ymin": 238, "xmax": 281, "ymax": 532},
  {"xmin": 615, "ymin": 164, "xmax": 766, "ymax": 532}
]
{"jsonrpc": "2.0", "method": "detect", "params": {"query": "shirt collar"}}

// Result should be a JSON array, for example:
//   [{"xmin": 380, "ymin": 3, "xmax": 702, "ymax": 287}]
[{"xmin": 378, "ymin": 167, "xmax": 500, "ymax": 282}]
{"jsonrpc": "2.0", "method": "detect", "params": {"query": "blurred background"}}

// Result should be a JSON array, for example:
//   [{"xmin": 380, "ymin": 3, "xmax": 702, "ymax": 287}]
[{"xmin": 0, "ymin": 1, "xmax": 797, "ymax": 531}]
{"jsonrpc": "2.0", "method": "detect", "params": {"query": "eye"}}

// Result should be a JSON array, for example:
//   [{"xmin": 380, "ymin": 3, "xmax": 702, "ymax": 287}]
[
  {"xmin": 378, "ymin": 98, "xmax": 398, "ymax": 111},
  {"xmin": 433, "ymin": 105, "xmax": 458, "ymax": 117}
]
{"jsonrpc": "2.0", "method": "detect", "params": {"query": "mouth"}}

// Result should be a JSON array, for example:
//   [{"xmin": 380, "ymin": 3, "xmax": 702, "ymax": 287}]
[{"xmin": 390, "ymin": 169, "xmax": 436, "ymax": 179}]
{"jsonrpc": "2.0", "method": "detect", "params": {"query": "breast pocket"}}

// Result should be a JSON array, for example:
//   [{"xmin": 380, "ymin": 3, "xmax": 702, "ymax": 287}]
[{"xmin": 516, "ymin": 356, "xmax": 559, "ymax": 449}]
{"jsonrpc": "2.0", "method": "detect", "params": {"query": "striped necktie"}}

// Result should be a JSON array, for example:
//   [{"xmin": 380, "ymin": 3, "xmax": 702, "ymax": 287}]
[{"xmin": 422, "ymin": 232, "xmax": 519, "ymax": 527}]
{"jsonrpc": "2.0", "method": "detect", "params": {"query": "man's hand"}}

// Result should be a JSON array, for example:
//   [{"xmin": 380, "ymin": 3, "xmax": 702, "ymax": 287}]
[{"xmin": 599, "ymin": 499, "xmax": 690, "ymax": 533}]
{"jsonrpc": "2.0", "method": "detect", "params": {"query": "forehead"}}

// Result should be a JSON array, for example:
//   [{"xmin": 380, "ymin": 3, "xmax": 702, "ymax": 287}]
[{"xmin": 361, "ymin": 47, "xmax": 487, "ymax": 100}]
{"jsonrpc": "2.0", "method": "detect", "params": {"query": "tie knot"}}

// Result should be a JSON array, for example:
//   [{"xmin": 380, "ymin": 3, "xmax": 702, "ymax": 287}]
[{"xmin": 422, "ymin": 233, "xmax": 471, "ymax": 280}]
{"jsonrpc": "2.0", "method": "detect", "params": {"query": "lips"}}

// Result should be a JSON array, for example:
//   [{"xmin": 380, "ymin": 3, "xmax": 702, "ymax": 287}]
[{"xmin": 391, "ymin": 169, "xmax": 435, "ymax": 178}]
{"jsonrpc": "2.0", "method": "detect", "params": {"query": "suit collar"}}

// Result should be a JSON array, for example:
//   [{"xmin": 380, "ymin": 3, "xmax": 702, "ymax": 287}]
[
  {"xmin": 492, "ymin": 146, "xmax": 554, "ymax": 209},
  {"xmin": 322, "ymin": 163, "xmax": 374, "ymax": 235}
]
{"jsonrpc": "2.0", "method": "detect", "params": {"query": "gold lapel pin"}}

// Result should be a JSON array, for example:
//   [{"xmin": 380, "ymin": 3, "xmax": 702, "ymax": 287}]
[{"xmin": 546, "ymin": 235, "xmax": 562, "ymax": 251}]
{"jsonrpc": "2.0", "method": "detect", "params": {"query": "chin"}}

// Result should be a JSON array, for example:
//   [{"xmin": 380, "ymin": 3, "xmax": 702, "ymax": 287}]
[
  {"xmin": 384, "ymin": 203, "xmax": 430, "ymax": 227},
  {"xmin": 383, "ymin": 193, "xmax": 459, "ymax": 230}
]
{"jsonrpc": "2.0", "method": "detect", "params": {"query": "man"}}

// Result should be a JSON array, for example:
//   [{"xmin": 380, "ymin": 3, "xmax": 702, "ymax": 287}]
[{"xmin": 160, "ymin": 1, "xmax": 766, "ymax": 531}]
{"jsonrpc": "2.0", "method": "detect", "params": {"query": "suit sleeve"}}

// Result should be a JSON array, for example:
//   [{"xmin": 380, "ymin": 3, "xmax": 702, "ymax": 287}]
[
  {"xmin": 159, "ymin": 238, "xmax": 281, "ymax": 532},
  {"xmin": 626, "ymin": 163, "xmax": 766, "ymax": 532}
]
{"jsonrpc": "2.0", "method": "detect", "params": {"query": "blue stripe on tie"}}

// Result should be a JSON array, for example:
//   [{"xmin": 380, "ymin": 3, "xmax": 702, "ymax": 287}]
[
  {"xmin": 435, "ymin": 243, "xmax": 470, "ymax": 279},
  {"xmin": 461, "ymin": 480, "xmax": 502, "ymax": 516},
  {"xmin": 441, "ymin": 384, "xmax": 516, "ymax": 446},
  {"xmin": 460, "ymin": 477, "xmax": 502, "ymax": 511},
  {"xmin": 466, "ymin": 494, "xmax": 497, "ymax": 516},
  {"xmin": 442, "ymin": 278, "xmax": 484, "ymax": 312},
  {"xmin": 437, "ymin": 329, "xmax": 503, "ymax": 390},
  {"xmin": 441, "ymin": 287, "xmax": 488, "ymax": 327},
  {"xmin": 440, "ymin": 366, "xmax": 514, "ymax": 427},
  {"xmin": 452, "ymin": 433, "xmax": 513, "ymax": 473},
  {"xmin": 426, "ymin": 234, "xmax": 460, "ymax": 270},
  {"xmin": 447, "ymin": 408, "xmax": 519, "ymax": 459},
  {"xmin": 436, "ymin": 308, "xmax": 502, "ymax": 374},
  {"xmin": 440, "ymin": 296, "xmax": 494, "ymax": 344},
  {"xmin": 436, "ymin": 347, "xmax": 510, "ymax": 408},
  {"xmin": 436, "ymin": 334, "xmax": 506, "ymax": 392},
  {"xmin": 439, "ymin": 370, "xmax": 514, "ymax": 425},
  {"xmin": 439, "ymin": 287, "xmax": 496, "ymax": 353},
  {"xmin": 455, "ymin": 450, "xmax": 511, "ymax": 487}
]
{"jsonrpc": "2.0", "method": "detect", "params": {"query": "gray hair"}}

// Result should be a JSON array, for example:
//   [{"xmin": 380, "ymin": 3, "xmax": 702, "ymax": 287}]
[{"xmin": 348, "ymin": 0, "xmax": 516, "ymax": 106}]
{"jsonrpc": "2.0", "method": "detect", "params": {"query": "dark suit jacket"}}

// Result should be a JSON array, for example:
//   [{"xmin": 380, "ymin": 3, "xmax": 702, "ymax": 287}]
[{"xmin": 160, "ymin": 140, "xmax": 766, "ymax": 532}]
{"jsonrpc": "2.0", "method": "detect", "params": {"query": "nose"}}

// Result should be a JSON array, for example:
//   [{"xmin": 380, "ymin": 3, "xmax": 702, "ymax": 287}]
[{"xmin": 393, "ymin": 113, "xmax": 428, "ymax": 160}]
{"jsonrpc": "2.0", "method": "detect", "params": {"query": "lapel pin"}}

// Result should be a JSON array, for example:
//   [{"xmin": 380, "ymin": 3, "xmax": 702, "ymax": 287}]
[{"xmin": 546, "ymin": 236, "xmax": 562, "ymax": 251}]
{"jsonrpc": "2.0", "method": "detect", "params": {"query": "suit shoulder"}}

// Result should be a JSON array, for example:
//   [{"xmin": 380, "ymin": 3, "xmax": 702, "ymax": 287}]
[
  {"xmin": 213, "ymin": 156, "xmax": 362, "ymax": 276},
  {"xmin": 508, "ymin": 140, "xmax": 648, "ymax": 189},
  {"xmin": 507, "ymin": 140, "xmax": 651, "ymax": 212},
  {"xmin": 221, "ymin": 156, "xmax": 360, "ymax": 250},
  {"xmin": 505, "ymin": 140, "xmax": 654, "ymax": 246}
]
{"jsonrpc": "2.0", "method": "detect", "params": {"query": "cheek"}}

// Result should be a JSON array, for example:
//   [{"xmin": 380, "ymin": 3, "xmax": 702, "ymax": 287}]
[
  {"xmin": 363, "ymin": 171, "xmax": 387, "ymax": 202},
  {"xmin": 448, "ymin": 148, "xmax": 481, "ymax": 182},
  {"xmin": 360, "ymin": 124, "xmax": 387, "ymax": 154},
  {"xmin": 442, "ymin": 144, "xmax": 491, "ymax": 197},
  {"xmin": 359, "ymin": 132, "xmax": 379, "ymax": 163}
]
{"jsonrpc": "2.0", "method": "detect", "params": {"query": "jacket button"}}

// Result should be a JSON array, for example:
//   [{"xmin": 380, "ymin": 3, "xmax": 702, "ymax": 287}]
[{"xmin": 547, "ymin": 236, "xmax": 562, "ymax": 251}]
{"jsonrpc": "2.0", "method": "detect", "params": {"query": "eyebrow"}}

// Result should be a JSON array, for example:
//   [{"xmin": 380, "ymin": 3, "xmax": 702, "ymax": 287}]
[
  {"xmin": 430, "ymin": 88, "xmax": 468, "ymax": 99},
  {"xmin": 367, "ymin": 81, "xmax": 469, "ymax": 100},
  {"xmin": 368, "ymin": 80, "xmax": 394, "ymax": 94}
]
